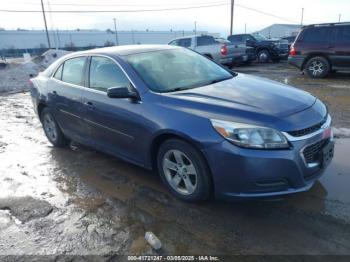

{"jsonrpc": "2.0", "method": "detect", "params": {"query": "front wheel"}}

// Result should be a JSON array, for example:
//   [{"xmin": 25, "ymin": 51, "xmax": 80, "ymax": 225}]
[
  {"xmin": 40, "ymin": 108, "xmax": 68, "ymax": 147},
  {"xmin": 257, "ymin": 50, "xmax": 270, "ymax": 63},
  {"xmin": 157, "ymin": 139, "xmax": 212, "ymax": 202},
  {"xmin": 304, "ymin": 56, "xmax": 330, "ymax": 78}
]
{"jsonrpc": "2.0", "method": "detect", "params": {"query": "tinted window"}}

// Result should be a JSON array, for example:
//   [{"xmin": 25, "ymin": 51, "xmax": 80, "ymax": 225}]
[
  {"xmin": 89, "ymin": 56, "xmax": 130, "ymax": 92},
  {"xmin": 228, "ymin": 35, "xmax": 242, "ymax": 42},
  {"xmin": 336, "ymin": 26, "xmax": 350, "ymax": 43},
  {"xmin": 302, "ymin": 27, "xmax": 330, "ymax": 43},
  {"xmin": 177, "ymin": 38, "xmax": 191, "ymax": 47},
  {"xmin": 197, "ymin": 36, "xmax": 216, "ymax": 46},
  {"xmin": 53, "ymin": 64, "xmax": 63, "ymax": 80},
  {"xmin": 61, "ymin": 57, "xmax": 86, "ymax": 86}
]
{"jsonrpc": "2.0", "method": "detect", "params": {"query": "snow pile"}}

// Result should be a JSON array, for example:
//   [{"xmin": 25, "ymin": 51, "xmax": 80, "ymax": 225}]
[
  {"xmin": 0, "ymin": 61, "xmax": 39, "ymax": 93},
  {"xmin": 0, "ymin": 49, "xmax": 71, "ymax": 93},
  {"xmin": 35, "ymin": 49, "xmax": 71, "ymax": 69}
]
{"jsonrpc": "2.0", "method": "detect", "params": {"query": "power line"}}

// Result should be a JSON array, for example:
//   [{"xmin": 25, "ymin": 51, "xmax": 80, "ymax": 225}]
[
  {"xmin": 21, "ymin": 1, "xmax": 230, "ymax": 7},
  {"xmin": 0, "ymin": 3, "xmax": 230, "ymax": 13},
  {"xmin": 0, "ymin": 2, "xmax": 300, "ymax": 24}
]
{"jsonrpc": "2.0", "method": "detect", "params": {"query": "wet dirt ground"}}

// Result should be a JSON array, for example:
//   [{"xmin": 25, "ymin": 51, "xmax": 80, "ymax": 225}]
[{"xmin": 0, "ymin": 63, "xmax": 350, "ymax": 259}]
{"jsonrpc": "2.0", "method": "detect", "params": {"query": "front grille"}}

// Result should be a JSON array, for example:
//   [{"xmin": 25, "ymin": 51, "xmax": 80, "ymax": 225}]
[
  {"xmin": 303, "ymin": 139, "xmax": 329, "ymax": 164},
  {"xmin": 288, "ymin": 119, "xmax": 326, "ymax": 137}
]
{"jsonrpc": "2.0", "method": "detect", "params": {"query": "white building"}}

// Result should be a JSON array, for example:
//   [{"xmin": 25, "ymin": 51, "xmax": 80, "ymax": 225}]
[
  {"xmin": 255, "ymin": 24, "xmax": 302, "ymax": 39},
  {"xmin": 0, "ymin": 29, "xmax": 217, "ymax": 50}
]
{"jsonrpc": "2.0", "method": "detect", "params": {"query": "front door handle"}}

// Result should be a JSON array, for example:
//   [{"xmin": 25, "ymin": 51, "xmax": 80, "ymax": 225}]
[{"xmin": 85, "ymin": 101, "xmax": 95, "ymax": 109}]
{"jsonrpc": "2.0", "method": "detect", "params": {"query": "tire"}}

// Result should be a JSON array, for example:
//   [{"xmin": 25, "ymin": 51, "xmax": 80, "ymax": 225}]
[
  {"xmin": 157, "ymin": 139, "xmax": 212, "ymax": 202},
  {"xmin": 257, "ymin": 50, "xmax": 270, "ymax": 63},
  {"xmin": 40, "ymin": 107, "xmax": 68, "ymax": 147},
  {"xmin": 304, "ymin": 56, "xmax": 330, "ymax": 78}
]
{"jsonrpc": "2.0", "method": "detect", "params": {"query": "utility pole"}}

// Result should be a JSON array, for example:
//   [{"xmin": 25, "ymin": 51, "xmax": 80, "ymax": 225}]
[
  {"xmin": 230, "ymin": 0, "xmax": 234, "ymax": 35},
  {"xmin": 40, "ymin": 0, "xmax": 51, "ymax": 49},
  {"xmin": 245, "ymin": 23, "xmax": 247, "ymax": 34},
  {"xmin": 300, "ymin": 8, "xmax": 304, "ymax": 26},
  {"xmin": 338, "ymin": 14, "xmax": 341, "ymax": 22},
  {"xmin": 113, "ymin": 18, "xmax": 119, "ymax": 46},
  {"xmin": 194, "ymin": 21, "xmax": 197, "ymax": 35}
]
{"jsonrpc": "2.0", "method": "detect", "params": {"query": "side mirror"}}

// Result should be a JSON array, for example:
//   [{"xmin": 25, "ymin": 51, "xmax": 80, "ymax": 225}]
[{"xmin": 107, "ymin": 86, "xmax": 139, "ymax": 100}]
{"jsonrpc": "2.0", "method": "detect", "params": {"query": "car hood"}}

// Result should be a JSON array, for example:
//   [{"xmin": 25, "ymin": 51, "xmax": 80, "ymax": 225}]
[{"xmin": 160, "ymin": 73, "xmax": 318, "ymax": 129}]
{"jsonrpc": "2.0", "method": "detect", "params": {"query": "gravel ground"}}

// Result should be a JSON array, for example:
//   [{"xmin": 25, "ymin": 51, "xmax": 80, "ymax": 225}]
[{"xmin": 0, "ymin": 61, "xmax": 350, "ymax": 260}]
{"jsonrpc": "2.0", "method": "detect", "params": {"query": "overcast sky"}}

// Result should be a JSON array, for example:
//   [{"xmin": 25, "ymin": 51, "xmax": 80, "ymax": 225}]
[{"xmin": 1, "ymin": 0, "xmax": 349, "ymax": 35}]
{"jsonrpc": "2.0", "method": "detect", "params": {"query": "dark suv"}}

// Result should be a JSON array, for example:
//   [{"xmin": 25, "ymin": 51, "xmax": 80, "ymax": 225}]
[
  {"xmin": 227, "ymin": 34, "xmax": 289, "ymax": 63},
  {"xmin": 289, "ymin": 22, "xmax": 350, "ymax": 78}
]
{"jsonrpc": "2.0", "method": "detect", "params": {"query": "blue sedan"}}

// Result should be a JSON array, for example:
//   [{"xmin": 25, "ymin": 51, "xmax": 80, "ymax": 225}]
[{"xmin": 30, "ymin": 45, "xmax": 334, "ymax": 201}]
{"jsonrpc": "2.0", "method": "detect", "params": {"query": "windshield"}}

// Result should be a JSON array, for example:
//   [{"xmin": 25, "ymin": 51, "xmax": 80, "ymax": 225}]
[
  {"xmin": 252, "ymin": 34, "xmax": 267, "ymax": 42},
  {"xmin": 125, "ymin": 48, "xmax": 234, "ymax": 93}
]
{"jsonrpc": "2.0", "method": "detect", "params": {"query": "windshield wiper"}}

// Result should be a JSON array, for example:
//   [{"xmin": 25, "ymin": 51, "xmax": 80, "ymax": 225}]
[{"xmin": 208, "ymin": 76, "xmax": 233, "ymax": 85}]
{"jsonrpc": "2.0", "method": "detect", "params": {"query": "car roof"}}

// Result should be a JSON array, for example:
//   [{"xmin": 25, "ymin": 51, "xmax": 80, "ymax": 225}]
[{"xmin": 68, "ymin": 44, "xmax": 180, "ymax": 57}]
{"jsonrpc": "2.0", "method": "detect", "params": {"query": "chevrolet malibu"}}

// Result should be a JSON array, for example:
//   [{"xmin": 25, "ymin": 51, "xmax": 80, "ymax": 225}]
[{"xmin": 30, "ymin": 45, "xmax": 335, "ymax": 202}]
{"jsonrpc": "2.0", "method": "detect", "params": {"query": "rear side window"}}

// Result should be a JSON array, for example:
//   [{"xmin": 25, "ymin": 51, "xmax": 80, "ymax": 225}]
[
  {"xmin": 228, "ymin": 35, "xmax": 242, "ymax": 42},
  {"xmin": 61, "ymin": 57, "xmax": 86, "ymax": 86},
  {"xmin": 197, "ymin": 36, "xmax": 216, "ymax": 46},
  {"xmin": 301, "ymin": 27, "xmax": 330, "ymax": 43},
  {"xmin": 89, "ymin": 56, "xmax": 130, "ymax": 92},
  {"xmin": 336, "ymin": 26, "xmax": 350, "ymax": 43},
  {"xmin": 53, "ymin": 64, "xmax": 63, "ymax": 80},
  {"xmin": 177, "ymin": 38, "xmax": 191, "ymax": 47}
]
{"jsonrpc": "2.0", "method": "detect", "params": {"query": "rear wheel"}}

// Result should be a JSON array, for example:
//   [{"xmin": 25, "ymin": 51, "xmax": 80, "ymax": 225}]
[
  {"xmin": 40, "ymin": 108, "xmax": 68, "ymax": 147},
  {"xmin": 157, "ymin": 139, "xmax": 211, "ymax": 202},
  {"xmin": 257, "ymin": 50, "xmax": 270, "ymax": 63},
  {"xmin": 304, "ymin": 56, "xmax": 330, "ymax": 78}
]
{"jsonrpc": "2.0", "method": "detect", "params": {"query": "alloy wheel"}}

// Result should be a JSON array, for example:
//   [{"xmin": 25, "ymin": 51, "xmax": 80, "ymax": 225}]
[
  {"xmin": 43, "ymin": 113, "xmax": 58, "ymax": 142},
  {"xmin": 309, "ymin": 61, "xmax": 324, "ymax": 76},
  {"xmin": 162, "ymin": 149, "xmax": 198, "ymax": 195}
]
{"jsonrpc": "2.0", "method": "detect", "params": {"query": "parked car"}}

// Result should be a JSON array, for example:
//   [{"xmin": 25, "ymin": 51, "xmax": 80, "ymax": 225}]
[
  {"xmin": 30, "ymin": 45, "xmax": 334, "ymax": 202},
  {"xmin": 228, "ymin": 33, "xmax": 289, "ymax": 63},
  {"xmin": 289, "ymin": 22, "xmax": 350, "ymax": 78},
  {"xmin": 168, "ymin": 35, "xmax": 254, "ymax": 66},
  {"xmin": 281, "ymin": 35, "xmax": 297, "ymax": 49}
]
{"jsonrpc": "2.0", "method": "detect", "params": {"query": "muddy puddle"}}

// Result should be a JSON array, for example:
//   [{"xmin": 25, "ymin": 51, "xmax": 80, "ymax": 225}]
[{"xmin": 0, "ymin": 92, "xmax": 350, "ymax": 256}]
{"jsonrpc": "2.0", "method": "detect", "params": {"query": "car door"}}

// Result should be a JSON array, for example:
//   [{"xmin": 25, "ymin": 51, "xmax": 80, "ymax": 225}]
[
  {"xmin": 81, "ymin": 56, "xmax": 145, "ymax": 163},
  {"xmin": 48, "ymin": 56, "xmax": 88, "ymax": 143},
  {"xmin": 331, "ymin": 25, "xmax": 350, "ymax": 68}
]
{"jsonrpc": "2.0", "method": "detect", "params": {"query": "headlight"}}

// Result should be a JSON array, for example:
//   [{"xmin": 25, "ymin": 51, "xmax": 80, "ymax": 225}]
[{"xmin": 210, "ymin": 119, "xmax": 289, "ymax": 149}]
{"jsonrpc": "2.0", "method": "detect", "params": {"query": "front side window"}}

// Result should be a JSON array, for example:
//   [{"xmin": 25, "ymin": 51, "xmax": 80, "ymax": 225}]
[
  {"xmin": 126, "ymin": 48, "xmax": 233, "ymax": 93},
  {"xmin": 89, "ymin": 56, "xmax": 130, "ymax": 92},
  {"xmin": 61, "ymin": 57, "xmax": 86, "ymax": 86},
  {"xmin": 336, "ymin": 26, "xmax": 350, "ymax": 43},
  {"xmin": 302, "ymin": 27, "xmax": 330, "ymax": 43},
  {"xmin": 169, "ymin": 40, "xmax": 178, "ymax": 46}
]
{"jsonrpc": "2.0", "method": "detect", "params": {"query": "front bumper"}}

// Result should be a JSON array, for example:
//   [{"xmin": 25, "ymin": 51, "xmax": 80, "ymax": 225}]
[
  {"xmin": 271, "ymin": 49, "xmax": 289, "ymax": 60},
  {"xmin": 202, "ymin": 125, "xmax": 334, "ymax": 200}
]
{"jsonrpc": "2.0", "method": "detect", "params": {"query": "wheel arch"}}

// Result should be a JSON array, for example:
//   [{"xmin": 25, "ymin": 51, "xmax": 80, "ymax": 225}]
[
  {"xmin": 149, "ymin": 131, "xmax": 215, "ymax": 195},
  {"xmin": 37, "ymin": 102, "xmax": 47, "ymax": 120}
]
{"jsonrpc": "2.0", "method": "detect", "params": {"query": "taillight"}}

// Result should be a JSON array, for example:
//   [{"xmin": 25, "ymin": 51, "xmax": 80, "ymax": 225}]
[
  {"xmin": 289, "ymin": 45, "xmax": 297, "ymax": 56},
  {"xmin": 220, "ymin": 45, "xmax": 228, "ymax": 56},
  {"xmin": 28, "ymin": 79, "xmax": 34, "ymax": 89}
]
